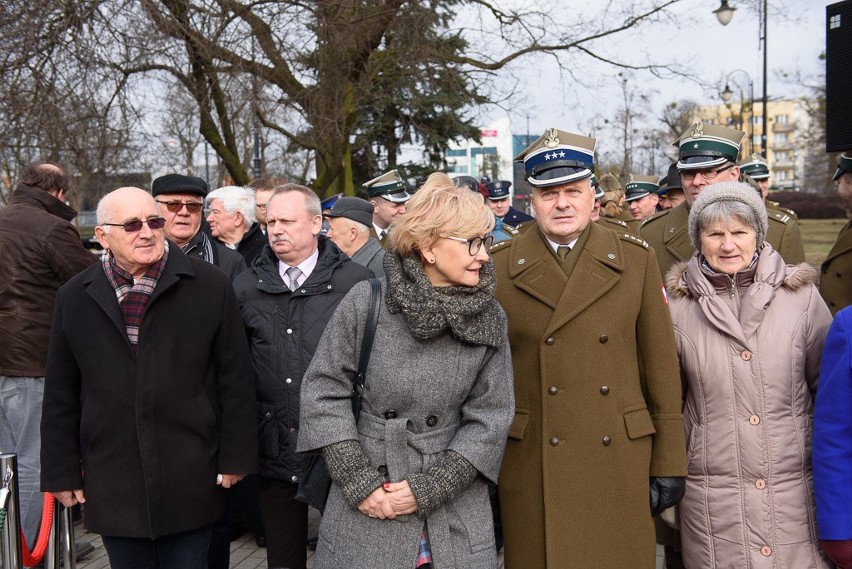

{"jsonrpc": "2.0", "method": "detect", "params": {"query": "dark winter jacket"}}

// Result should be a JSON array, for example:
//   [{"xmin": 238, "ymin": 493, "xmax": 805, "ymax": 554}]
[
  {"xmin": 234, "ymin": 236, "xmax": 372, "ymax": 481},
  {"xmin": 0, "ymin": 185, "xmax": 96, "ymax": 377},
  {"xmin": 41, "ymin": 249, "xmax": 258, "ymax": 538}
]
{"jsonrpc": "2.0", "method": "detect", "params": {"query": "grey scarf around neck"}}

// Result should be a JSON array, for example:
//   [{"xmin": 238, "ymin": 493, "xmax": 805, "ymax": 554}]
[{"xmin": 383, "ymin": 252, "xmax": 504, "ymax": 348}]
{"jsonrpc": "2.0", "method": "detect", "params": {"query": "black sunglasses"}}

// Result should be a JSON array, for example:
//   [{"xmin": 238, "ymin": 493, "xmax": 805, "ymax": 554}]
[
  {"xmin": 156, "ymin": 200, "xmax": 204, "ymax": 213},
  {"xmin": 102, "ymin": 217, "xmax": 167, "ymax": 233}
]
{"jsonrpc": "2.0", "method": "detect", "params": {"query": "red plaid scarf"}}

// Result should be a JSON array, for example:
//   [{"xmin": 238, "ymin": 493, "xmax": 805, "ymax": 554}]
[{"xmin": 101, "ymin": 244, "xmax": 169, "ymax": 351}]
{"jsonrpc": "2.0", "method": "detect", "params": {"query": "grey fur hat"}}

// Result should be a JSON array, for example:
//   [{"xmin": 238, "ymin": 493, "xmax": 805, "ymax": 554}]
[{"xmin": 688, "ymin": 181, "xmax": 768, "ymax": 250}]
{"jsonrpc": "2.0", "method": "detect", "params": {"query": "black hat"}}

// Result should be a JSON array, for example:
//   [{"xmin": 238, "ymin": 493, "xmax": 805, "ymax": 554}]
[
  {"xmin": 324, "ymin": 196, "xmax": 374, "ymax": 227},
  {"xmin": 485, "ymin": 180, "xmax": 512, "ymax": 200},
  {"xmin": 452, "ymin": 176, "xmax": 486, "ymax": 196},
  {"xmin": 660, "ymin": 163, "xmax": 683, "ymax": 194},
  {"xmin": 152, "ymin": 174, "xmax": 208, "ymax": 197}
]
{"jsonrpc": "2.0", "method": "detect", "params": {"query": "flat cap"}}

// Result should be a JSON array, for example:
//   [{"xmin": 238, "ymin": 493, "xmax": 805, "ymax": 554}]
[
  {"xmin": 152, "ymin": 174, "xmax": 209, "ymax": 197},
  {"xmin": 325, "ymin": 196, "xmax": 375, "ymax": 228}
]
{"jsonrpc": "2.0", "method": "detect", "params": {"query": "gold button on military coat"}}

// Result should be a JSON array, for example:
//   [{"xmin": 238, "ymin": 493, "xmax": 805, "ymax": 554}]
[{"xmin": 493, "ymin": 223, "xmax": 687, "ymax": 569}]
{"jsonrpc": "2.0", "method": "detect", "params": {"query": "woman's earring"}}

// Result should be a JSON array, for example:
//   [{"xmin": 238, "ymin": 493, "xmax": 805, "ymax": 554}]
[{"xmin": 428, "ymin": 257, "xmax": 436, "ymax": 264}]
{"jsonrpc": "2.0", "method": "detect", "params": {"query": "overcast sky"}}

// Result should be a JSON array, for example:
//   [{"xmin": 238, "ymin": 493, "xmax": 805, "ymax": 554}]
[{"xmin": 475, "ymin": 0, "xmax": 827, "ymax": 147}]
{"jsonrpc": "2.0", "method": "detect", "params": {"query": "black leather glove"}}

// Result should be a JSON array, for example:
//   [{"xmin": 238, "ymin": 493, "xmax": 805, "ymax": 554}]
[{"xmin": 649, "ymin": 476, "xmax": 685, "ymax": 516}]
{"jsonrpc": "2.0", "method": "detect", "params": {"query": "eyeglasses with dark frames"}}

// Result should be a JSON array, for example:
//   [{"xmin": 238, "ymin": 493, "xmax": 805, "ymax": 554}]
[
  {"xmin": 440, "ymin": 234, "xmax": 495, "ymax": 256},
  {"xmin": 156, "ymin": 200, "xmax": 204, "ymax": 213},
  {"xmin": 680, "ymin": 164, "xmax": 734, "ymax": 182},
  {"xmin": 102, "ymin": 217, "xmax": 167, "ymax": 233}
]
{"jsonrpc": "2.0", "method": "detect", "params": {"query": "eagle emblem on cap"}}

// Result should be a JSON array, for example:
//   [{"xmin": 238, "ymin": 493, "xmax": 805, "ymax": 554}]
[
  {"xmin": 690, "ymin": 122, "xmax": 704, "ymax": 137},
  {"xmin": 544, "ymin": 128, "xmax": 560, "ymax": 149}
]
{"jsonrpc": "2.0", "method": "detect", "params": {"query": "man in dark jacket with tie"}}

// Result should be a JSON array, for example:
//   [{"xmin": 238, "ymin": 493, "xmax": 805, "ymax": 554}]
[{"xmin": 234, "ymin": 183, "xmax": 371, "ymax": 569}]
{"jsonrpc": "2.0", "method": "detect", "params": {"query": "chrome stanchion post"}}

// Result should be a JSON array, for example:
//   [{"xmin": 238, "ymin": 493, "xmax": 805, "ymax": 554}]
[
  {"xmin": 45, "ymin": 498, "xmax": 61, "ymax": 569},
  {"xmin": 0, "ymin": 453, "xmax": 22, "ymax": 569},
  {"xmin": 61, "ymin": 504, "xmax": 75, "ymax": 569}
]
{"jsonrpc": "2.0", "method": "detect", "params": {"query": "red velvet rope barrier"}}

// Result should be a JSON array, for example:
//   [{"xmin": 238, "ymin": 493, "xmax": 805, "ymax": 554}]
[{"xmin": 20, "ymin": 494, "xmax": 55, "ymax": 567}]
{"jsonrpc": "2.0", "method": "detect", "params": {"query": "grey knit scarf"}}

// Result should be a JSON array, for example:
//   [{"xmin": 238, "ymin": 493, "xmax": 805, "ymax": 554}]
[{"xmin": 383, "ymin": 252, "xmax": 505, "ymax": 348}]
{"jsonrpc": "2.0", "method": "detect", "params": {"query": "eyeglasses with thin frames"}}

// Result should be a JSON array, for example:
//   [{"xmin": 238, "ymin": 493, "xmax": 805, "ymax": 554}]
[
  {"xmin": 102, "ymin": 217, "xmax": 167, "ymax": 233},
  {"xmin": 156, "ymin": 200, "xmax": 204, "ymax": 213},
  {"xmin": 441, "ymin": 234, "xmax": 495, "ymax": 256},
  {"xmin": 680, "ymin": 164, "xmax": 734, "ymax": 182}
]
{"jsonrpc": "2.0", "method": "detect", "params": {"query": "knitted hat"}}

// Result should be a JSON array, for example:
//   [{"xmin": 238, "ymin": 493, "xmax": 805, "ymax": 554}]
[{"xmin": 688, "ymin": 181, "xmax": 768, "ymax": 250}]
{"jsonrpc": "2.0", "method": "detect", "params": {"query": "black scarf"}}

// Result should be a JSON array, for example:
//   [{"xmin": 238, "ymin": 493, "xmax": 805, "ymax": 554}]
[{"xmin": 383, "ymin": 252, "xmax": 505, "ymax": 348}]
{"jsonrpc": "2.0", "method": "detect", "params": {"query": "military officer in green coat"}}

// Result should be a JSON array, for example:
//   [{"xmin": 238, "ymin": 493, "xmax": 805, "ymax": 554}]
[
  {"xmin": 738, "ymin": 153, "xmax": 806, "ymax": 263},
  {"xmin": 363, "ymin": 169, "xmax": 410, "ymax": 249},
  {"xmin": 820, "ymin": 153, "xmax": 852, "ymax": 315},
  {"xmin": 641, "ymin": 122, "xmax": 803, "ymax": 277},
  {"xmin": 493, "ymin": 127, "xmax": 687, "ymax": 569}
]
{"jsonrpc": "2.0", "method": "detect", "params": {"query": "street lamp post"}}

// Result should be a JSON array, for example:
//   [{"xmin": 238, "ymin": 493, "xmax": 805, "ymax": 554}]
[
  {"xmin": 714, "ymin": 0, "xmax": 768, "ymax": 154},
  {"xmin": 719, "ymin": 69, "xmax": 754, "ymax": 155}
]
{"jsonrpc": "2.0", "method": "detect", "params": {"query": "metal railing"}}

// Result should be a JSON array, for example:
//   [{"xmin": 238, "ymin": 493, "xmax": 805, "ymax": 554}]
[{"xmin": 0, "ymin": 453, "xmax": 75, "ymax": 569}]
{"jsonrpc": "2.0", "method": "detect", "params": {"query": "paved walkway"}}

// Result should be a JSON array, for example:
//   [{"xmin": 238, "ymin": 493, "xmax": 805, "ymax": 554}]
[{"xmin": 72, "ymin": 510, "xmax": 665, "ymax": 568}]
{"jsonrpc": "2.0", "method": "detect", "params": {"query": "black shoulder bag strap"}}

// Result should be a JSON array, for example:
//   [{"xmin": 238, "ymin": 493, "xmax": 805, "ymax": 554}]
[{"xmin": 351, "ymin": 278, "xmax": 381, "ymax": 419}]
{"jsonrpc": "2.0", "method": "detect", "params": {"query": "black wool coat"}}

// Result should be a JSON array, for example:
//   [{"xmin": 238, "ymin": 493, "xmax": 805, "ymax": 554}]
[
  {"xmin": 41, "ymin": 249, "xmax": 258, "ymax": 539},
  {"xmin": 234, "ymin": 236, "xmax": 372, "ymax": 482}
]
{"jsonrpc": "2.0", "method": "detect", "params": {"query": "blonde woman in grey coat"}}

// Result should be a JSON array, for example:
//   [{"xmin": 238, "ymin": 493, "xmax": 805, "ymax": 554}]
[{"xmin": 298, "ymin": 173, "xmax": 514, "ymax": 569}]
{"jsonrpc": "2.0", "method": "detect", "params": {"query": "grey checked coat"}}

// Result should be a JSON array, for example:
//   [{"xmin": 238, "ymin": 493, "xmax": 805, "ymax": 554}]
[{"xmin": 298, "ymin": 280, "xmax": 514, "ymax": 569}]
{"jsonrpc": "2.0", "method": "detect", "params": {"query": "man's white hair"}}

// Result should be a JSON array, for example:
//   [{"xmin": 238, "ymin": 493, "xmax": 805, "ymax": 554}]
[{"xmin": 206, "ymin": 186, "xmax": 256, "ymax": 223}]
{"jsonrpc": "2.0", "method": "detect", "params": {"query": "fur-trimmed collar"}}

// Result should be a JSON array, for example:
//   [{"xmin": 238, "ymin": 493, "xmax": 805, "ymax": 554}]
[{"xmin": 665, "ymin": 250, "xmax": 819, "ymax": 300}]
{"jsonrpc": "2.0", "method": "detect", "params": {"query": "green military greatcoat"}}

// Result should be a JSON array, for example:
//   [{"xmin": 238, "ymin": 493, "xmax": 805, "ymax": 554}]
[
  {"xmin": 493, "ymin": 223, "xmax": 687, "ymax": 569},
  {"xmin": 820, "ymin": 218, "xmax": 852, "ymax": 315}
]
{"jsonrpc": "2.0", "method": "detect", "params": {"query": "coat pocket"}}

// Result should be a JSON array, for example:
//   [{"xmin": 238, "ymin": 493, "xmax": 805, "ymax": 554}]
[
  {"xmin": 623, "ymin": 406, "xmax": 656, "ymax": 440},
  {"xmin": 257, "ymin": 401, "xmax": 282, "ymax": 460},
  {"xmin": 507, "ymin": 409, "xmax": 530, "ymax": 441}
]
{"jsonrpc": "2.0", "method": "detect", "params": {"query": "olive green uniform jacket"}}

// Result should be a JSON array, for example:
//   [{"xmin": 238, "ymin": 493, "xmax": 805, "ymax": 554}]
[
  {"xmin": 493, "ymin": 223, "xmax": 687, "ymax": 569},
  {"xmin": 369, "ymin": 226, "xmax": 392, "ymax": 250},
  {"xmin": 641, "ymin": 201, "xmax": 805, "ymax": 277},
  {"xmin": 613, "ymin": 207, "xmax": 642, "ymax": 234},
  {"xmin": 820, "ymin": 218, "xmax": 852, "ymax": 315},
  {"xmin": 598, "ymin": 215, "xmax": 636, "ymax": 235}
]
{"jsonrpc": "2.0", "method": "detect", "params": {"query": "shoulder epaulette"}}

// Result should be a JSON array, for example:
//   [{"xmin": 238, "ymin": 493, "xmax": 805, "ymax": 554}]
[
  {"xmin": 605, "ymin": 218, "xmax": 628, "ymax": 227},
  {"xmin": 490, "ymin": 240, "xmax": 513, "ymax": 254},
  {"xmin": 503, "ymin": 224, "xmax": 520, "ymax": 235},
  {"xmin": 640, "ymin": 209, "xmax": 670, "ymax": 227},
  {"xmin": 620, "ymin": 232, "xmax": 649, "ymax": 249},
  {"xmin": 769, "ymin": 210, "xmax": 793, "ymax": 224}
]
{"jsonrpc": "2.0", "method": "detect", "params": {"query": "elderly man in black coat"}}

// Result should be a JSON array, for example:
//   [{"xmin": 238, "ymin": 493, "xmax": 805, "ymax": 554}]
[
  {"xmin": 41, "ymin": 186, "xmax": 258, "ymax": 569},
  {"xmin": 234, "ymin": 183, "xmax": 372, "ymax": 569}
]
